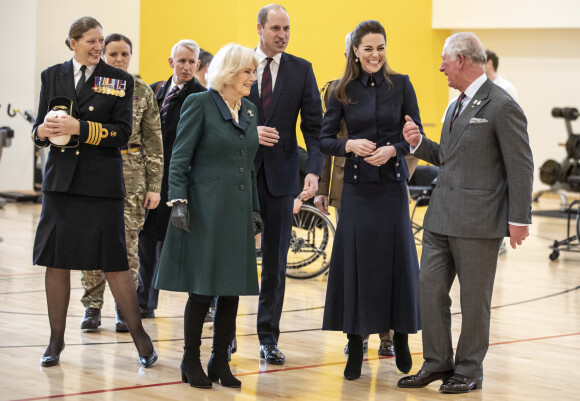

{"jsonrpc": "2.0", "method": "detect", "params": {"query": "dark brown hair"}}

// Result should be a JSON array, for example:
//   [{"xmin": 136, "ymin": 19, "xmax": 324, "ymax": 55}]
[
  {"xmin": 335, "ymin": 20, "xmax": 396, "ymax": 105},
  {"xmin": 65, "ymin": 16, "xmax": 102, "ymax": 50},
  {"xmin": 104, "ymin": 33, "xmax": 133, "ymax": 54}
]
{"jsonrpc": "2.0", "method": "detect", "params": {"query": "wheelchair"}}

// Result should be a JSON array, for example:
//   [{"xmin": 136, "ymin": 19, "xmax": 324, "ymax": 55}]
[{"xmin": 257, "ymin": 203, "xmax": 336, "ymax": 280}]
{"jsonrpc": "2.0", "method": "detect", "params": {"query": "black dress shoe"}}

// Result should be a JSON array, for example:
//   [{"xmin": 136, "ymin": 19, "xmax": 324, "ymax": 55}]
[
  {"xmin": 344, "ymin": 338, "xmax": 368, "ymax": 354},
  {"xmin": 115, "ymin": 306, "xmax": 129, "ymax": 332},
  {"xmin": 40, "ymin": 343, "xmax": 65, "ymax": 367},
  {"xmin": 378, "ymin": 340, "xmax": 395, "ymax": 356},
  {"xmin": 138, "ymin": 336, "xmax": 158, "ymax": 368},
  {"xmin": 259, "ymin": 344, "xmax": 285, "ymax": 365},
  {"xmin": 80, "ymin": 308, "xmax": 101, "ymax": 331},
  {"xmin": 140, "ymin": 308, "xmax": 155, "ymax": 319},
  {"xmin": 439, "ymin": 374, "xmax": 483, "ymax": 393},
  {"xmin": 397, "ymin": 368, "xmax": 455, "ymax": 388}
]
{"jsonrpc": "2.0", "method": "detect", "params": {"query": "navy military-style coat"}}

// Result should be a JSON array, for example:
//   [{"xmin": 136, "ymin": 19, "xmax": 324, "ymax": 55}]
[{"xmin": 33, "ymin": 59, "xmax": 134, "ymax": 199}]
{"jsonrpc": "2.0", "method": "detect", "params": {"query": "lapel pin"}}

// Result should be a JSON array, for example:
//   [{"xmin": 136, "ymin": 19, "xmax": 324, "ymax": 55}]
[{"xmin": 248, "ymin": 110, "xmax": 254, "ymax": 117}]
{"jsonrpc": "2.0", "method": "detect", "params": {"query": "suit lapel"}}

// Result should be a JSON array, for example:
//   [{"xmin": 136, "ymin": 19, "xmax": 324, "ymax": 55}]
[
  {"xmin": 265, "ymin": 53, "xmax": 289, "ymax": 125},
  {"xmin": 59, "ymin": 60, "xmax": 78, "ymax": 115},
  {"xmin": 447, "ymin": 80, "xmax": 493, "ymax": 154}
]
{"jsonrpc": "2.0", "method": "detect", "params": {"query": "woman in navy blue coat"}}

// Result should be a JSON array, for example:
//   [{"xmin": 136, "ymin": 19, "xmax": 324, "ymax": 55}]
[
  {"xmin": 32, "ymin": 17, "xmax": 156, "ymax": 368},
  {"xmin": 321, "ymin": 20, "xmax": 423, "ymax": 380}
]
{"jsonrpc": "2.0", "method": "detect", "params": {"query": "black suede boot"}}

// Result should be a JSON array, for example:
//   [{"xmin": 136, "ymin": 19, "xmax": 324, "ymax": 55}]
[
  {"xmin": 182, "ymin": 293, "xmax": 212, "ymax": 389},
  {"xmin": 344, "ymin": 334, "xmax": 363, "ymax": 380},
  {"xmin": 393, "ymin": 331, "xmax": 412, "ymax": 374},
  {"xmin": 207, "ymin": 296, "xmax": 241, "ymax": 388}
]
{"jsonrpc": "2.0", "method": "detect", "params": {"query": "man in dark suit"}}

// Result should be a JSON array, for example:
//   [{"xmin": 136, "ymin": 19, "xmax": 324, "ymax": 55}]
[
  {"xmin": 137, "ymin": 39, "xmax": 206, "ymax": 317},
  {"xmin": 246, "ymin": 4, "xmax": 323, "ymax": 365},
  {"xmin": 398, "ymin": 32, "xmax": 533, "ymax": 393}
]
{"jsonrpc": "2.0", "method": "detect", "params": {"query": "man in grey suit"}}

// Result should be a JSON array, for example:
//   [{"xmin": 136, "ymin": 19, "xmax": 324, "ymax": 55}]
[{"xmin": 397, "ymin": 32, "xmax": 533, "ymax": 394}]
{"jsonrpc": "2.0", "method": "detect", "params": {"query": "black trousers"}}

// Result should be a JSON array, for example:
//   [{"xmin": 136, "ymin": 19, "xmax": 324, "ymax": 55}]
[{"xmin": 137, "ymin": 213, "xmax": 162, "ymax": 311}]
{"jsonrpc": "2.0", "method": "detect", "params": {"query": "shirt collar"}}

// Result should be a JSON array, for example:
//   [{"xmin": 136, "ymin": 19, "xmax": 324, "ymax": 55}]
[
  {"xmin": 464, "ymin": 73, "xmax": 487, "ymax": 99},
  {"xmin": 169, "ymin": 76, "xmax": 186, "ymax": 92},
  {"xmin": 256, "ymin": 46, "xmax": 282, "ymax": 65},
  {"xmin": 72, "ymin": 57, "xmax": 97, "ymax": 77},
  {"xmin": 358, "ymin": 69, "xmax": 385, "ymax": 87},
  {"xmin": 218, "ymin": 92, "xmax": 242, "ymax": 123}
]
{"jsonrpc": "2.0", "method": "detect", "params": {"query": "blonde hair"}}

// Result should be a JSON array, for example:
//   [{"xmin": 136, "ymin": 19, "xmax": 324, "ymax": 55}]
[{"xmin": 207, "ymin": 43, "xmax": 258, "ymax": 92}]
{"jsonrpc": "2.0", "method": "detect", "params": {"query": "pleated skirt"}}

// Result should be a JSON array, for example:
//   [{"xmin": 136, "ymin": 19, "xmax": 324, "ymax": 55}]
[
  {"xmin": 322, "ymin": 178, "xmax": 421, "ymax": 335},
  {"xmin": 33, "ymin": 192, "xmax": 129, "ymax": 272}
]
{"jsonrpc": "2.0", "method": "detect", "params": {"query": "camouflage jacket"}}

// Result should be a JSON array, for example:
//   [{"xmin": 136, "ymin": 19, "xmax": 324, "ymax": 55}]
[{"xmin": 123, "ymin": 75, "xmax": 163, "ymax": 194}]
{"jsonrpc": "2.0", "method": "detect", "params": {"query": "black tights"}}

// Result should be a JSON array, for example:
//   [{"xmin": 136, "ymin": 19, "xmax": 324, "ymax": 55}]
[{"xmin": 43, "ymin": 267, "xmax": 153, "ymax": 357}]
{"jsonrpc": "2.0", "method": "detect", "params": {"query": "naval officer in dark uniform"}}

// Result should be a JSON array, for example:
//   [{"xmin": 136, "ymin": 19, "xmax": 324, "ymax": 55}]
[{"xmin": 32, "ymin": 16, "xmax": 156, "ymax": 368}]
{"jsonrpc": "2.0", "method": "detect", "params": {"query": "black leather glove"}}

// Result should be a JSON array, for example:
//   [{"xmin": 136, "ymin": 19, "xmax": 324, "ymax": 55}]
[
  {"xmin": 170, "ymin": 201, "xmax": 190, "ymax": 232},
  {"xmin": 253, "ymin": 211, "xmax": 264, "ymax": 236}
]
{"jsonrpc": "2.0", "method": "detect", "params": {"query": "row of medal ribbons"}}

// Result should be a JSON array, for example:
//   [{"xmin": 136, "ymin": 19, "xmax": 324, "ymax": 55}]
[{"xmin": 92, "ymin": 76, "xmax": 127, "ymax": 97}]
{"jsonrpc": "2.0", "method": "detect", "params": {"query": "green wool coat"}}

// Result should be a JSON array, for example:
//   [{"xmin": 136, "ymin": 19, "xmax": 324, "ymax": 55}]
[{"xmin": 154, "ymin": 89, "xmax": 260, "ymax": 296}]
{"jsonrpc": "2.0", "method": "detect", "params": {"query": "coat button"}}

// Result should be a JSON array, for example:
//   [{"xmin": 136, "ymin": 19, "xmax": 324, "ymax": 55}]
[
  {"xmin": 354, "ymin": 165, "xmax": 358, "ymax": 169},
  {"xmin": 61, "ymin": 148, "xmax": 65, "ymax": 152},
  {"xmin": 397, "ymin": 173, "xmax": 401, "ymax": 178},
  {"xmin": 75, "ymin": 150, "xmax": 79, "ymax": 156},
  {"xmin": 354, "ymin": 154, "xmax": 358, "ymax": 158},
  {"xmin": 239, "ymin": 167, "xmax": 245, "ymax": 173},
  {"xmin": 240, "ymin": 150, "xmax": 245, "ymax": 155},
  {"xmin": 239, "ymin": 184, "xmax": 245, "ymax": 190},
  {"xmin": 240, "ymin": 134, "xmax": 245, "ymax": 139},
  {"xmin": 387, "ymin": 142, "xmax": 391, "ymax": 145},
  {"xmin": 353, "ymin": 175, "xmax": 358, "ymax": 179},
  {"xmin": 395, "ymin": 162, "xmax": 399, "ymax": 166}
]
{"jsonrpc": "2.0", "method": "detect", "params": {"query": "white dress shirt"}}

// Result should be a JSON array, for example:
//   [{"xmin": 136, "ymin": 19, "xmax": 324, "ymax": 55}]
[
  {"xmin": 72, "ymin": 57, "xmax": 96, "ymax": 86},
  {"xmin": 255, "ymin": 46, "xmax": 282, "ymax": 96}
]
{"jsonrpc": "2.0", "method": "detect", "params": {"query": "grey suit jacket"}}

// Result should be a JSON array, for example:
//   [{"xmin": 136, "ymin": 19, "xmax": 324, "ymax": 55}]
[{"xmin": 414, "ymin": 79, "xmax": 533, "ymax": 239}]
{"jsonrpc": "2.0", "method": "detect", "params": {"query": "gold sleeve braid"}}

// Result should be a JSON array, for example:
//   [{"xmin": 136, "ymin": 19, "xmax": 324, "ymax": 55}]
[
  {"xmin": 86, "ymin": 121, "xmax": 109, "ymax": 145},
  {"xmin": 319, "ymin": 80, "xmax": 333, "ymax": 116}
]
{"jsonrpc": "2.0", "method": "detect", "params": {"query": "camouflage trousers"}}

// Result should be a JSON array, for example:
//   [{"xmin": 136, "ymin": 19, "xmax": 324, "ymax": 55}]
[{"xmin": 80, "ymin": 227, "xmax": 140, "ymax": 309}]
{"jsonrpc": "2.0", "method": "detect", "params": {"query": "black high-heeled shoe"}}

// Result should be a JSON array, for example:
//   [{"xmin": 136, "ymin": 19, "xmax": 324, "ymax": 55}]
[
  {"xmin": 181, "ymin": 346, "xmax": 212, "ymax": 389},
  {"xmin": 344, "ymin": 334, "xmax": 363, "ymax": 380},
  {"xmin": 41, "ymin": 343, "xmax": 65, "ymax": 367},
  {"xmin": 138, "ymin": 336, "xmax": 158, "ymax": 368}
]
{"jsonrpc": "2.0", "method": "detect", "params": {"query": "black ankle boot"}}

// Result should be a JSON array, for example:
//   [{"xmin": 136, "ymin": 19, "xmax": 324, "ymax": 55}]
[
  {"xmin": 207, "ymin": 351, "xmax": 241, "ymax": 388},
  {"xmin": 393, "ymin": 331, "xmax": 412, "ymax": 373},
  {"xmin": 344, "ymin": 334, "xmax": 363, "ymax": 380},
  {"xmin": 181, "ymin": 346, "xmax": 212, "ymax": 389}
]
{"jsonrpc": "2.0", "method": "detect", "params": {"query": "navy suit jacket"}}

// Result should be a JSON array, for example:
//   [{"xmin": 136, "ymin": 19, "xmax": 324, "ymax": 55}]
[
  {"xmin": 33, "ymin": 59, "xmax": 133, "ymax": 199},
  {"xmin": 246, "ymin": 52, "xmax": 323, "ymax": 197}
]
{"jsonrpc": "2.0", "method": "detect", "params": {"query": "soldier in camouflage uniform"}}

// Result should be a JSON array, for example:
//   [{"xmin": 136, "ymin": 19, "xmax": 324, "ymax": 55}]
[{"xmin": 80, "ymin": 34, "xmax": 163, "ymax": 332}]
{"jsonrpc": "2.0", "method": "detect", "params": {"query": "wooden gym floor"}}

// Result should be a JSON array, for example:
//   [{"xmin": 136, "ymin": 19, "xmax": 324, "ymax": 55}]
[{"xmin": 0, "ymin": 194, "xmax": 579, "ymax": 400}]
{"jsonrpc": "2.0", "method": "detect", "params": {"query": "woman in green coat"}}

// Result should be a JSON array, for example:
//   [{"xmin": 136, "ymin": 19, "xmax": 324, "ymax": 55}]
[{"xmin": 154, "ymin": 43, "xmax": 261, "ymax": 389}]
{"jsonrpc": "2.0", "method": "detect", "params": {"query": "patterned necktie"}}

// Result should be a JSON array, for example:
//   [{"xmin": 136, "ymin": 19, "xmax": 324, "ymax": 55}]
[
  {"xmin": 76, "ymin": 65, "xmax": 87, "ymax": 96},
  {"xmin": 161, "ymin": 85, "xmax": 180, "ymax": 123},
  {"xmin": 450, "ymin": 92, "xmax": 466, "ymax": 130},
  {"xmin": 260, "ymin": 57, "xmax": 273, "ymax": 119}
]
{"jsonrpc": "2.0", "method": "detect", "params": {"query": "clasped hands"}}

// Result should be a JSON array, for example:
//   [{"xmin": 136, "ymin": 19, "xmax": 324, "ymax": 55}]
[
  {"xmin": 345, "ymin": 139, "xmax": 396, "ymax": 166},
  {"xmin": 37, "ymin": 115, "xmax": 80, "ymax": 140}
]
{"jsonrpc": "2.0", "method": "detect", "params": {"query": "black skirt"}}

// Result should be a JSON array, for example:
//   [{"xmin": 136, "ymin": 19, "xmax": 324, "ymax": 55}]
[
  {"xmin": 322, "ymin": 178, "xmax": 421, "ymax": 335},
  {"xmin": 33, "ymin": 192, "xmax": 129, "ymax": 272}
]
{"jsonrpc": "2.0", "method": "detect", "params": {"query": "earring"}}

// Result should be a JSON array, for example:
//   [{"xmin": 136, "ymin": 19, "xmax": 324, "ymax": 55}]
[{"xmin": 355, "ymin": 57, "xmax": 359, "ymax": 63}]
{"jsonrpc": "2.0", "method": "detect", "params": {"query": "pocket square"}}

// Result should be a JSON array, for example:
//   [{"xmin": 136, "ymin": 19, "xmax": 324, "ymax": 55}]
[{"xmin": 469, "ymin": 117, "xmax": 488, "ymax": 124}]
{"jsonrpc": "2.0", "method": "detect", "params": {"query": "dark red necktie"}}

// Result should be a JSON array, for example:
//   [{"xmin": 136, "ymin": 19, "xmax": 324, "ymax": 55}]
[
  {"xmin": 161, "ymin": 85, "xmax": 180, "ymax": 124},
  {"xmin": 261, "ymin": 57, "xmax": 273, "ymax": 119},
  {"xmin": 450, "ymin": 92, "xmax": 466, "ymax": 130}
]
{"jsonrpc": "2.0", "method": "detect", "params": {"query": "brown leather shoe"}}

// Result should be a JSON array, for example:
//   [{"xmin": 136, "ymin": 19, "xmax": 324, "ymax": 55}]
[
  {"xmin": 439, "ymin": 374, "xmax": 483, "ymax": 393},
  {"xmin": 80, "ymin": 307, "xmax": 101, "ymax": 331},
  {"xmin": 397, "ymin": 368, "xmax": 454, "ymax": 388},
  {"xmin": 378, "ymin": 340, "xmax": 395, "ymax": 356},
  {"xmin": 115, "ymin": 306, "xmax": 129, "ymax": 332}
]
